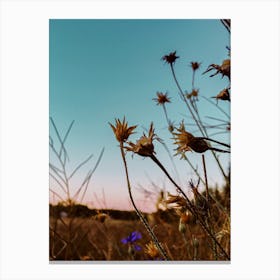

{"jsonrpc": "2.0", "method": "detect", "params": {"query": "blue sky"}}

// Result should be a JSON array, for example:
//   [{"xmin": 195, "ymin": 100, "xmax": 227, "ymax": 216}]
[{"xmin": 49, "ymin": 19, "xmax": 230, "ymax": 212}]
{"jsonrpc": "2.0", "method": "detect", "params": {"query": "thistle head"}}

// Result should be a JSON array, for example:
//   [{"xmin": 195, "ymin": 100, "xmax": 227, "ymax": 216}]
[
  {"xmin": 109, "ymin": 117, "xmax": 137, "ymax": 143},
  {"xmin": 173, "ymin": 121, "xmax": 210, "ymax": 154},
  {"xmin": 213, "ymin": 88, "xmax": 230, "ymax": 101},
  {"xmin": 153, "ymin": 92, "xmax": 171, "ymax": 105},
  {"xmin": 126, "ymin": 123, "xmax": 156, "ymax": 157},
  {"xmin": 145, "ymin": 241, "xmax": 160, "ymax": 259},
  {"xmin": 190, "ymin": 61, "xmax": 201, "ymax": 71},
  {"xmin": 173, "ymin": 121, "xmax": 195, "ymax": 155},
  {"xmin": 162, "ymin": 51, "xmax": 179, "ymax": 65}
]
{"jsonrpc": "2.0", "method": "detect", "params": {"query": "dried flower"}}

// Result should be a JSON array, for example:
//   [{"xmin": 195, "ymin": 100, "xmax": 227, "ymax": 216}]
[
  {"xmin": 203, "ymin": 59, "xmax": 230, "ymax": 79},
  {"xmin": 185, "ymin": 89, "xmax": 199, "ymax": 100},
  {"xmin": 162, "ymin": 51, "xmax": 179, "ymax": 65},
  {"xmin": 212, "ymin": 88, "xmax": 230, "ymax": 101},
  {"xmin": 145, "ymin": 241, "xmax": 160, "ymax": 259},
  {"xmin": 180, "ymin": 210, "xmax": 191, "ymax": 224},
  {"xmin": 173, "ymin": 122, "xmax": 227, "ymax": 154},
  {"xmin": 109, "ymin": 117, "xmax": 137, "ymax": 143},
  {"xmin": 126, "ymin": 123, "xmax": 156, "ymax": 157},
  {"xmin": 190, "ymin": 61, "xmax": 201, "ymax": 71},
  {"xmin": 153, "ymin": 92, "xmax": 171, "ymax": 105},
  {"xmin": 165, "ymin": 193, "xmax": 187, "ymax": 208},
  {"xmin": 189, "ymin": 181, "xmax": 209, "ymax": 215},
  {"xmin": 94, "ymin": 212, "xmax": 109, "ymax": 223}
]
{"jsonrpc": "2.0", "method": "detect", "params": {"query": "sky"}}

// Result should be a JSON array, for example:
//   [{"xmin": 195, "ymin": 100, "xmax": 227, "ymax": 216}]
[{"xmin": 49, "ymin": 19, "xmax": 230, "ymax": 212}]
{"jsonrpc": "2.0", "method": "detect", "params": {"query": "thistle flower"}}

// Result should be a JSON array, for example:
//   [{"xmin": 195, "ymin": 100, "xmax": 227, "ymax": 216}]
[
  {"xmin": 189, "ymin": 181, "xmax": 209, "ymax": 215},
  {"xmin": 162, "ymin": 51, "xmax": 179, "ymax": 65},
  {"xmin": 173, "ymin": 122, "xmax": 229, "ymax": 154},
  {"xmin": 180, "ymin": 210, "xmax": 191, "ymax": 224},
  {"xmin": 190, "ymin": 61, "xmax": 201, "ymax": 71},
  {"xmin": 185, "ymin": 89, "xmax": 199, "ymax": 100},
  {"xmin": 212, "ymin": 88, "xmax": 230, "ymax": 102},
  {"xmin": 153, "ymin": 92, "xmax": 171, "ymax": 105},
  {"xmin": 173, "ymin": 122, "xmax": 196, "ymax": 154},
  {"xmin": 126, "ymin": 123, "xmax": 156, "ymax": 157},
  {"xmin": 165, "ymin": 193, "xmax": 187, "ymax": 208},
  {"xmin": 145, "ymin": 241, "xmax": 160, "ymax": 259},
  {"xmin": 94, "ymin": 212, "xmax": 109, "ymax": 223},
  {"xmin": 203, "ymin": 59, "xmax": 230, "ymax": 79},
  {"xmin": 109, "ymin": 117, "xmax": 137, "ymax": 143}
]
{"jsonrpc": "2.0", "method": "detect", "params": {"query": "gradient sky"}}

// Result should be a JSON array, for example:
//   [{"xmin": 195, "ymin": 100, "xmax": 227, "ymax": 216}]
[{"xmin": 49, "ymin": 19, "xmax": 230, "ymax": 212}]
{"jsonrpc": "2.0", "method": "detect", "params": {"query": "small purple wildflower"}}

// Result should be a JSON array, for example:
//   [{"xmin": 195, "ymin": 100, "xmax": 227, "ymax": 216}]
[{"xmin": 121, "ymin": 231, "xmax": 142, "ymax": 252}]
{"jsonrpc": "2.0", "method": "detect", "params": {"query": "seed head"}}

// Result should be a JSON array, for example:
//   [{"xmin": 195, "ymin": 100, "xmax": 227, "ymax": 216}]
[
  {"xmin": 126, "ymin": 123, "xmax": 156, "ymax": 157},
  {"xmin": 145, "ymin": 241, "xmax": 160, "ymax": 259},
  {"xmin": 173, "ymin": 121, "xmax": 211, "ymax": 154},
  {"xmin": 162, "ymin": 51, "xmax": 179, "ymax": 65},
  {"xmin": 109, "ymin": 117, "xmax": 137, "ymax": 143},
  {"xmin": 180, "ymin": 210, "xmax": 191, "ymax": 224},
  {"xmin": 190, "ymin": 61, "xmax": 201, "ymax": 71},
  {"xmin": 212, "ymin": 88, "xmax": 230, "ymax": 101},
  {"xmin": 153, "ymin": 92, "xmax": 171, "ymax": 105},
  {"xmin": 165, "ymin": 193, "xmax": 187, "ymax": 208},
  {"xmin": 94, "ymin": 212, "xmax": 109, "ymax": 223}
]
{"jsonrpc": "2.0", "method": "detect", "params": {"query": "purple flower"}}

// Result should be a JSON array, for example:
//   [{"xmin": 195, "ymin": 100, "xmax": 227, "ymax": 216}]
[{"xmin": 121, "ymin": 231, "xmax": 142, "ymax": 252}]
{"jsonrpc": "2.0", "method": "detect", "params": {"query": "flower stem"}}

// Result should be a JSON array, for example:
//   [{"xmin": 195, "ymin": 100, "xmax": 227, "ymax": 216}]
[
  {"xmin": 170, "ymin": 64, "xmax": 228, "ymax": 181},
  {"xmin": 119, "ymin": 143, "xmax": 169, "ymax": 260},
  {"xmin": 150, "ymin": 153, "xmax": 230, "ymax": 260}
]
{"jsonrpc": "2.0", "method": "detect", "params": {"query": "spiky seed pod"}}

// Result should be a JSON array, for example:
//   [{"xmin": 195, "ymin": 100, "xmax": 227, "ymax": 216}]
[
  {"xmin": 153, "ymin": 92, "xmax": 171, "ymax": 105},
  {"xmin": 145, "ymin": 241, "xmax": 160, "ymax": 259},
  {"xmin": 213, "ymin": 88, "xmax": 230, "ymax": 101},
  {"xmin": 109, "ymin": 117, "xmax": 137, "ymax": 143},
  {"xmin": 190, "ymin": 61, "xmax": 201, "ymax": 71},
  {"xmin": 126, "ymin": 123, "xmax": 156, "ymax": 157},
  {"xmin": 162, "ymin": 51, "xmax": 179, "ymax": 65}
]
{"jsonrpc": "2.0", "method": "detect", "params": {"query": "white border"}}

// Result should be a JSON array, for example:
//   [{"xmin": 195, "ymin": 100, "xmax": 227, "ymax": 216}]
[{"xmin": 1, "ymin": 0, "xmax": 279, "ymax": 279}]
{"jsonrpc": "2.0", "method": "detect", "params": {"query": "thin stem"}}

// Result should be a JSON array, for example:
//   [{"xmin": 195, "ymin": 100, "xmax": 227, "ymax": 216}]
[
  {"xmin": 162, "ymin": 104, "xmax": 170, "ymax": 126},
  {"xmin": 119, "ymin": 143, "xmax": 169, "ymax": 260},
  {"xmin": 202, "ymin": 155, "xmax": 218, "ymax": 260},
  {"xmin": 201, "ymin": 96, "xmax": 230, "ymax": 120},
  {"xmin": 170, "ymin": 64, "xmax": 205, "ymax": 136},
  {"xmin": 199, "ymin": 137, "xmax": 230, "ymax": 148},
  {"xmin": 150, "ymin": 154, "xmax": 230, "ymax": 260},
  {"xmin": 170, "ymin": 64, "xmax": 228, "ymax": 180}
]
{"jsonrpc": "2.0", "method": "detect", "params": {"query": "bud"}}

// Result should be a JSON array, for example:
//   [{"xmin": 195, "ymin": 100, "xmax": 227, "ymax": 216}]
[{"xmin": 178, "ymin": 220, "xmax": 186, "ymax": 233}]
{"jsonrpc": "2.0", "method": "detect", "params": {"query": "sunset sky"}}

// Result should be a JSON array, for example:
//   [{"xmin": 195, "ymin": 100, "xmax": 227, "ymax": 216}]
[{"xmin": 49, "ymin": 19, "xmax": 230, "ymax": 212}]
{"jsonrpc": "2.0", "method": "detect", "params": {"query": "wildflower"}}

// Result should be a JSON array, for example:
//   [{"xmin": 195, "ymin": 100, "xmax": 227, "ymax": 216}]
[
  {"xmin": 180, "ymin": 210, "xmax": 191, "ymax": 224},
  {"xmin": 153, "ymin": 92, "xmax": 171, "ymax": 105},
  {"xmin": 212, "ymin": 88, "xmax": 230, "ymax": 102},
  {"xmin": 203, "ymin": 59, "xmax": 230, "ymax": 79},
  {"xmin": 126, "ymin": 123, "xmax": 156, "ymax": 157},
  {"xmin": 168, "ymin": 122, "xmax": 175, "ymax": 133},
  {"xmin": 190, "ymin": 61, "xmax": 201, "ymax": 71},
  {"xmin": 121, "ymin": 231, "xmax": 142, "ymax": 253},
  {"xmin": 94, "ymin": 212, "xmax": 109, "ymax": 223},
  {"xmin": 189, "ymin": 181, "xmax": 209, "ymax": 215},
  {"xmin": 173, "ymin": 121, "xmax": 229, "ymax": 154},
  {"xmin": 162, "ymin": 51, "xmax": 179, "ymax": 65},
  {"xmin": 165, "ymin": 193, "xmax": 187, "ymax": 208},
  {"xmin": 185, "ymin": 89, "xmax": 199, "ymax": 100},
  {"xmin": 109, "ymin": 117, "xmax": 137, "ymax": 143},
  {"xmin": 191, "ymin": 89, "xmax": 199, "ymax": 98},
  {"xmin": 145, "ymin": 241, "xmax": 160, "ymax": 259}
]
